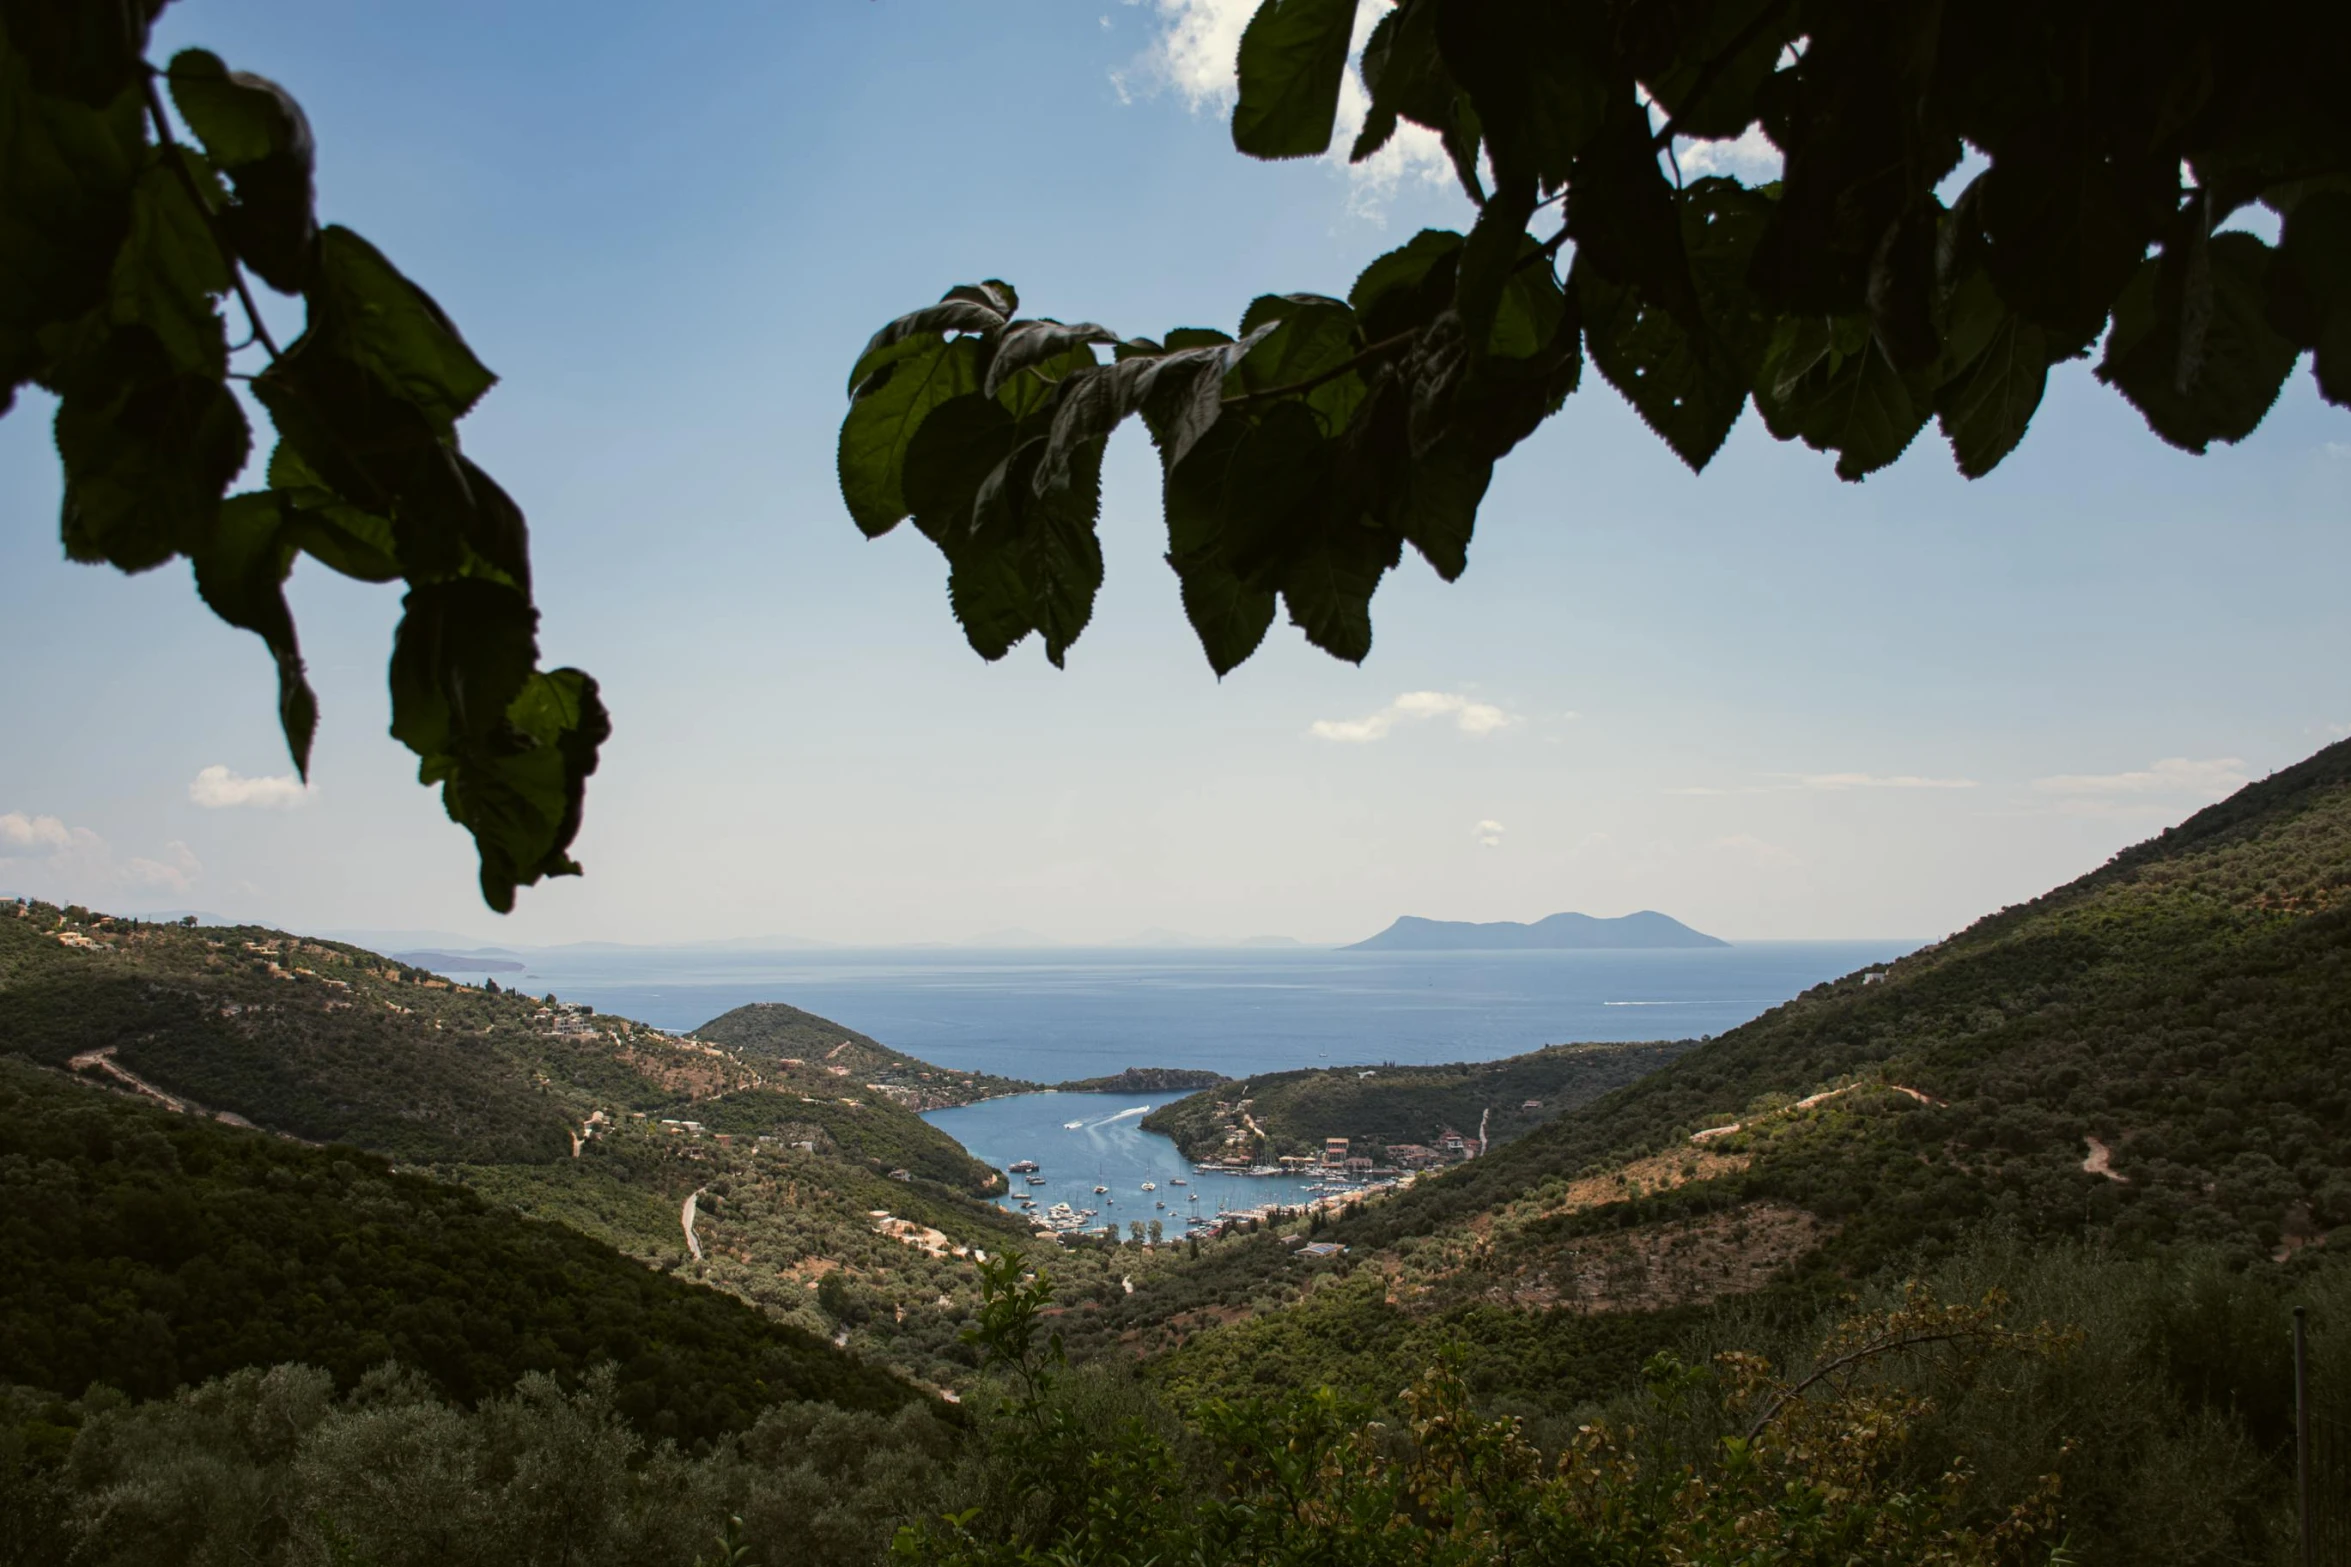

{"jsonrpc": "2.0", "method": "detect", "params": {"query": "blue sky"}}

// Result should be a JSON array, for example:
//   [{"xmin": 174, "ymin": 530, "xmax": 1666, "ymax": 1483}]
[{"xmin": 3, "ymin": 0, "xmax": 2346, "ymax": 947}]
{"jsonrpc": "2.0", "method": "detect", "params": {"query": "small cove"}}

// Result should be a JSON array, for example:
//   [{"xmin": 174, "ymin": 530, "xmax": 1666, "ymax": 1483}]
[{"xmin": 923, "ymin": 1091, "xmax": 1327, "ymax": 1231}]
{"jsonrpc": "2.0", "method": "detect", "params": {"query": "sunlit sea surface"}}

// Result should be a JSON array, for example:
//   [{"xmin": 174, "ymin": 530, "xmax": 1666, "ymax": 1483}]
[{"xmin": 432, "ymin": 941, "xmax": 1913, "ymax": 1079}]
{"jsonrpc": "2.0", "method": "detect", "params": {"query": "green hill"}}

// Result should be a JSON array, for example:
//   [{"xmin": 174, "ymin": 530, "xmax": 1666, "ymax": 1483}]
[
  {"xmin": 0, "ymin": 912, "xmax": 1002, "ymax": 1194},
  {"xmin": 1356, "ymin": 737, "xmax": 2351, "ymax": 1275},
  {"xmin": 1134, "ymin": 740, "xmax": 2351, "ymax": 1425},
  {"xmin": 694, "ymin": 1002, "xmax": 1033, "ymax": 1109},
  {"xmin": 1140, "ymin": 1040, "xmax": 1698, "ymax": 1163},
  {"xmin": 0, "ymin": 1059, "xmax": 931, "ymax": 1445}
]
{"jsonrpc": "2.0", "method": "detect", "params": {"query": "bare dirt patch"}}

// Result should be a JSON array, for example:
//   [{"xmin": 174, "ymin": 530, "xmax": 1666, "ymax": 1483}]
[{"xmin": 1489, "ymin": 1200, "xmax": 1826, "ymax": 1314}]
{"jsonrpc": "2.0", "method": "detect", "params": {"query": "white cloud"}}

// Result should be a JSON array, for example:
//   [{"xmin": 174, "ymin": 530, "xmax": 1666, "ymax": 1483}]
[
  {"xmin": 124, "ymin": 842, "xmax": 203, "ymax": 893},
  {"xmin": 0, "ymin": 811, "xmax": 200, "ymax": 896},
  {"xmin": 0, "ymin": 812, "xmax": 77, "ymax": 851},
  {"xmin": 1674, "ymin": 123, "xmax": 1783, "ymax": 183},
  {"xmin": 1117, "ymin": 0, "xmax": 1459, "ymax": 212},
  {"xmin": 2032, "ymin": 757, "xmax": 2251, "ymax": 798},
  {"xmin": 1473, "ymin": 819, "xmax": 1506, "ymax": 848},
  {"xmin": 189, "ymin": 765, "xmax": 311, "ymax": 810},
  {"xmin": 1710, "ymin": 833, "xmax": 1800, "ymax": 869},
  {"xmin": 1785, "ymin": 772, "xmax": 1979, "ymax": 791},
  {"xmin": 1309, "ymin": 690, "xmax": 1520, "ymax": 743},
  {"xmin": 1674, "ymin": 770, "xmax": 1977, "ymax": 795}
]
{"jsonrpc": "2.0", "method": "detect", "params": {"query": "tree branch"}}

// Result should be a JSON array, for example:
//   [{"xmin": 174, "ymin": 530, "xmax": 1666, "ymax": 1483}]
[
  {"xmin": 142, "ymin": 75, "xmax": 282, "ymax": 361},
  {"xmin": 1221, "ymin": 330, "xmax": 1417, "ymax": 408},
  {"xmin": 1742, "ymin": 1326, "xmax": 1982, "ymax": 1441}
]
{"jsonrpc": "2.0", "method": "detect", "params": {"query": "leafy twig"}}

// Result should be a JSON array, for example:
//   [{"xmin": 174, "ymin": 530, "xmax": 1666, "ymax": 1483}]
[
  {"xmin": 141, "ymin": 75, "xmax": 282, "ymax": 360},
  {"xmin": 1221, "ymin": 330, "xmax": 1417, "ymax": 407}
]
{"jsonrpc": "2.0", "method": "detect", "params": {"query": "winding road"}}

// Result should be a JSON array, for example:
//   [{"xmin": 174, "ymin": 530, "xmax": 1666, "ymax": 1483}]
[{"xmin": 681, "ymin": 1188, "xmax": 706, "ymax": 1261}]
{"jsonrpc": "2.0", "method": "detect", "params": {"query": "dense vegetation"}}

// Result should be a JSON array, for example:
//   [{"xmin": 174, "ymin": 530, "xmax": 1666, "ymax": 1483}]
[
  {"xmin": 695, "ymin": 1003, "xmax": 1033, "ymax": 1109},
  {"xmin": 1051, "ymin": 1067, "xmax": 1229, "ymax": 1094},
  {"xmin": 1142, "ymin": 1039, "xmax": 1696, "ymax": 1162},
  {"xmin": 0, "ymin": 1060, "xmax": 931, "ymax": 1447},
  {"xmin": 0, "ymin": 1363, "xmax": 959, "ymax": 1567}
]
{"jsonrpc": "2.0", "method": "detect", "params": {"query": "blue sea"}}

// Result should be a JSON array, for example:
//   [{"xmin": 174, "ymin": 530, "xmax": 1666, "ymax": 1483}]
[
  {"xmin": 427, "ymin": 942, "xmax": 1914, "ymax": 1218},
  {"xmin": 436, "ymin": 942, "xmax": 1914, "ymax": 1080},
  {"xmin": 925, "ymin": 1091, "xmax": 1326, "ymax": 1229}
]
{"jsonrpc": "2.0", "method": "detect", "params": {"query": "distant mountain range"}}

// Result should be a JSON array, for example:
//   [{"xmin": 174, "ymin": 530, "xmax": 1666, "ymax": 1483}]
[{"xmin": 1346, "ymin": 911, "xmax": 1729, "ymax": 951}]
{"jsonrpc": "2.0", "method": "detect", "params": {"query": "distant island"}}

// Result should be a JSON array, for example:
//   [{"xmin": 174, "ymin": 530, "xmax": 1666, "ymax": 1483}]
[{"xmin": 1346, "ymin": 911, "xmax": 1728, "ymax": 951}]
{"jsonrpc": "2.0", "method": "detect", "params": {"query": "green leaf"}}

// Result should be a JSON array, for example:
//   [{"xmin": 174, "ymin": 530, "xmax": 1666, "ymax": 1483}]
[
  {"xmin": 249, "ymin": 328, "xmax": 476, "ymax": 576},
  {"xmin": 901, "ymin": 392, "xmax": 1017, "ymax": 543},
  {"xmin": 1935, "ymin": 312, "xmax": 2049, "ymax": 478},
  {"xmin": 1352, "ymin": 0, "xmax": 1480, "ymax": 200},
  {"xmin": 166, "ymin": 50, "xmax": 318, "ymax": 293},
  {"xmin": 1278, "ymin": 514, "xmax": 1399, "ymax": 663},
  {"xmin": 2098, "ymin": 234, "xmax": 2300, "ymax": 454},
  {"xmin": 1232, "ymin": 0, "xmax": 1359, "ymax": 160},
  {"xmin": 311, "ymin": 226, "xmax": 496, "ymax": 435},
  {"xmin": 110, "ymin": 149, "xmax": 231, "ymax": 376},
  {"xmin": 1977, "ymin": 135, "xmax": 2155, "ymax": 345},
  {"xmin": 1431, "ymin": 0, "xmax": 1608, "ymax": 188},
  {"xmin": 1163, "ymin": 399, "xmax": 1327, "ymax": 576},
  {"xmin": 848, "ymin": 294, "xmax": 1008, "ymax": 392},
  {"xmin": 1385, "ymin": 433, "xmax": 1492, "ymax": 582},
  {"xmin": 1579, "ymin": 186, "xmax": 1767, "ymax": 474},
  {"xmin": 389, "ymin": 579, "xmax": 539, "ymax": 758},
  {"xmin": 1577, "ymin": 257, "xmax": 1748, "ymax": 473},
  {"xmin": 944, "ymin": 437, "xmax": 1108, "ymax": 667},
  {"xmin": 191, "ymin": 490, "xmax": 318, "ymax": 776},
  {"xmin": 1755, "ymin": 316, "xmax": 1929, "ymax": 480},
  {"xmin": 1236, "ymin": 293, "xmax": 1364, "ymax": 428},
  {"xmin": 1172, "ymin": 561, "xmax": 1277, "ymax": 677},
  {"xmin": 1042, "ymin": 323, "xmax": 1278, "ymax": 495},
  {"xmin": 2268, "ymin": 191, "xmax": 2351, "ymax": 406},
  {"xmin": 983, "ymin": 320, "xmax": 1113, "ymax": 400},
  {"xmin": 387, "ymin": 580, "xmax": 608, "ymax": 911},
  {"xmin": 1350, "ymin": 231, "xmax": 1464, "ymax": 343},
  {"xmin": 838, "ymin": 334, "xmax": 983, "ymax": 537},
  {"xmin": 56, "ymin": 356, "xmax": 250, "ymax": 572}
]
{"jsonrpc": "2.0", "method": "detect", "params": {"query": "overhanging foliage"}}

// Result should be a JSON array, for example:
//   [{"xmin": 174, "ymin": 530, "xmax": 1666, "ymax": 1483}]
[
  {"xmin": 842, "ymin": 0, "xmax": 2349, "ymax": 674},
  {"xmin": 1, "ymin": 2, "xmax": 604, "ymax": 911}
]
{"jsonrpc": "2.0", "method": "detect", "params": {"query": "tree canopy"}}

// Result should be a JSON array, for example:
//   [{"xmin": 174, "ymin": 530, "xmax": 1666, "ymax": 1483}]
[
  {"xmin": 840, "ymin": 0, "xmax": 2349, "ymax": 676},
  {"xmin": 1, "ymin": 1, "xmax": 604, "ymax": 911}
]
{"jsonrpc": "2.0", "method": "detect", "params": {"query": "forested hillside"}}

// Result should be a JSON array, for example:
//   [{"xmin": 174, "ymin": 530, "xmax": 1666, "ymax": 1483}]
[
  {"xmin": 694, "ymin": 1002, "xmax": 1032, "ymax": 1109},
  {"xmin": 1142, "ymin": 1040, "xmax": 1697, "ymax": 1163},
  {"xmin": 0, "ymin": 1060, "xmax": 930, "ymax": 1445}
]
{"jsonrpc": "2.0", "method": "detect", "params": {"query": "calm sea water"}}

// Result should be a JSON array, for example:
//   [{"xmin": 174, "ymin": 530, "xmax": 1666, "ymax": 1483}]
[
  {"xmin": 924, "ymin": 1091, "xmax": 1329, "ymax": 1229},
  {"xmin": 433, "ymin": 942, "xmax": 1914, "ymax": 1081}
]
